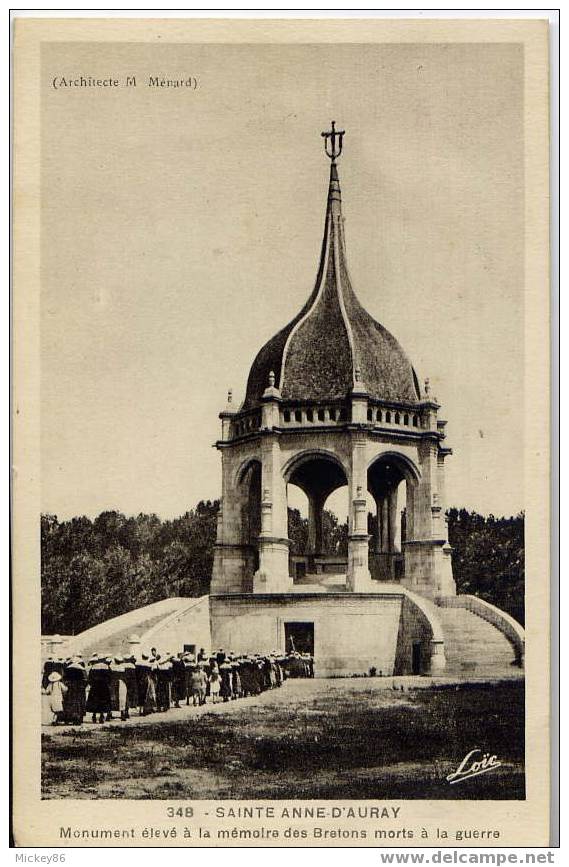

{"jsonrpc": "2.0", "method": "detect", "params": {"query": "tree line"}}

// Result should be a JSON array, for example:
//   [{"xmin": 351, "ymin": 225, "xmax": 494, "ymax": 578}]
[
  {"xmin": 41, "ymin": 504, "xmax": 524, "ymax": 635},
  {"xmin": 446, "ymin": 507, "xmax": 525, "ymax": 627}
]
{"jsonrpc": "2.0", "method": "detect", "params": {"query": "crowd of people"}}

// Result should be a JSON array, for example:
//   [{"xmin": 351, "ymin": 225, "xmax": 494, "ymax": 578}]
[{"xmin": 41, "ymin": 648, "xmax": 314, "ymax": 726}]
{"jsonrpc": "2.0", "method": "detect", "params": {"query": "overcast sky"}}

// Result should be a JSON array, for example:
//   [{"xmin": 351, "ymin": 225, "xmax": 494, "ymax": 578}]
[{"xmin": 41, "ymin": 41, "xmax": 524, "ymax": 521}]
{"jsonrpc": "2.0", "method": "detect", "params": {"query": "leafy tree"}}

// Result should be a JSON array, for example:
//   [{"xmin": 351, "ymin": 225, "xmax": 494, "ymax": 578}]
[
  {"xmin": 447, "ymin": 508, "xmax": 525, "ymax": 626},
  {"xmin": 287, "ymin": 508, "xmax": 308, "ymax": 555},
  {"xmin": 40, "ymin": 501, "xmax": 220, "ymax": 634},
  {"xmin": 41, "ymin": 503, "xmax": 524, "ymax": 634},
  {"xmin": 287, "ymin": 508, "xmax": 347, "ymax": 556},
  {"xmin": 321, "ymin": 510, "xmax": 348, "ymax": 556}
]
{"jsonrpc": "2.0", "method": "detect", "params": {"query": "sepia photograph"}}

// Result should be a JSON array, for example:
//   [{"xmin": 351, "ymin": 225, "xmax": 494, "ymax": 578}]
[{"xmin": 12, "ymin": 15, "xmax": 551, "ymax": 847}]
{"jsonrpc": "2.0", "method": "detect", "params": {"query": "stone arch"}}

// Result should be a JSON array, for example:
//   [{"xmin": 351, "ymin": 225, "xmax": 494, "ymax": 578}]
[
  {"xmin": 282, "ymin": 448, "xmax": 349, "ymax": 483},
  {"xmin": 233, "ymin": 459, "xmax": 262, "ymax": 574},
  {"xmin": 283, "ymin": 449, "xmax": 349, "ymax": 574},
  {"xmin": 367, "ymin": 450, "xmax": 421, "ymax": 485},
  {"xmin": 367, "ymin": 451, "xmax": 420, "ymax": 580},
  {"xmin": 234, "ymin": 456, "xmax": 262, "ymax": 488}
]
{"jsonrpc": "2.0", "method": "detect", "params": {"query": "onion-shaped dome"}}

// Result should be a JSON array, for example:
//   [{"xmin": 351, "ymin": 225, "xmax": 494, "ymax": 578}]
[{"xmin": 243, "ymin": 151, "xmax": 420, "ymax": 409}]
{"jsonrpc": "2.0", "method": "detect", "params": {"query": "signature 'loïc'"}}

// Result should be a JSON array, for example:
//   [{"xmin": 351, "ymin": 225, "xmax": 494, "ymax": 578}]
[{"xmin": 446, "ymin": 749, "xmax": 502, "ymax": 784}]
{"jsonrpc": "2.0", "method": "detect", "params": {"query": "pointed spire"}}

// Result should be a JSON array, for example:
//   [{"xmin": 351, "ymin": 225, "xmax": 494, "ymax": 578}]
[
  {"xmin": 322, "ymin": 121, "xmax": 344, "ymax": 216},
  {"xmin": 279, "ymin": 122, "xmax": 357, "ymax": 395},
  {"xmin": 328, "ymin": 160, "xmax": 342, "ymax": 214},
  {"xmin": 242, "ymin": 124, "xmax": 421, "ymax": 409}
]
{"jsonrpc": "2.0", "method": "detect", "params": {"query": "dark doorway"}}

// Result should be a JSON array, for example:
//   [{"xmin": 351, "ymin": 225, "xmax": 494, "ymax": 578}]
[
  {"xmin": 285, "ymin": 622, "xmax": 314, "ymax": 655},
  {"xmin": 183, "ymin": 644, "xmax": 196, "ymax": 656},
  {"xmin": 412, "ymin": 642, "xmax": 422, "ymax": 675},
  {"xmin": 295, "ymin": 560, "xmax": 307, "ymax": 580}
]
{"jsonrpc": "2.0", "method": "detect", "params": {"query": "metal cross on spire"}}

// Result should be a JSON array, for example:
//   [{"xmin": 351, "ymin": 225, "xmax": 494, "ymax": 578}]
[{"xmin": 321, "ymin": 120, "xmax": 345, "ymax": 162}]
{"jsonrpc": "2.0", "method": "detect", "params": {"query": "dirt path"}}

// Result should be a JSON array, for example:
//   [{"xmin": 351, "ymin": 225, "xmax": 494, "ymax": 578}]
[
  {"xmin": 44, "ymin": 672, "xmax": 523, "ymax": 735},
  {"xmin": 42, "ymin": 678, "xmax": 525, "ymax": 800}
]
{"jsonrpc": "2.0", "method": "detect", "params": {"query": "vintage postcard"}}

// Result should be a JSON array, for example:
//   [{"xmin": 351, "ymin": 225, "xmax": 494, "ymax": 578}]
[{"xmin": 12, "ymin": 16, "xmax": 551, "ymax": 847}]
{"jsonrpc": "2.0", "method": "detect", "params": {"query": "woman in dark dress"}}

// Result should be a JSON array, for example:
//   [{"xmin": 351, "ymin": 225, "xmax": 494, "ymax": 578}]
[
  {"xmin": 62, "ymin": 658, "xmax": 88, "ymax": 724},
  {"xmin": 135, "ymin": 654, "xmax": 151, "ymax": 715},
  {"xmin": 85, "ymin": 656, "xmax": 112, "ymax": 724},
  {"xmin": 143, "ymin": 658, "xmax": 158, "ymax": 715},
  {"xmin": 230, "ymin": 657, "xmax": 242, "ymax": 699},
  {"xmin": 219, "ymin": 656, "xmax": 233, "ymax": 702},
  {"xmin": 110, "ymin": 656, "xmax": 129, "ymax": 721},
  {"xmin": 171, "ymin": 654, "xmax": 186, "ymax": 709},
  {"xmin": 122, "ymin": 655, "xmax": 139, "ymax": 717},
  {"xmin": 156, "ymin": 655, "xmax": 172, "ymax": 712}
]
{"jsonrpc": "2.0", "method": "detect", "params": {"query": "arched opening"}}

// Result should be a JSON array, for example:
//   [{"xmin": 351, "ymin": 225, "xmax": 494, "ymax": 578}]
[
  {"xmin": 287, "ymin": 484, "xmax": 309, "ymax": 566},
  {"xmin": 322, "ymin": 486, "xmax": 349, "ymax": 555},
  {"xmin": 367, "ymin": 453, "xmax": 417, "ymax": 582},
  {"xmin": 238, "ymin": 460, "xmax": 262, "ymax": 575},
  {"xmin": 285, "ymin": 452, "xmax": 349, "ymax": 582}
]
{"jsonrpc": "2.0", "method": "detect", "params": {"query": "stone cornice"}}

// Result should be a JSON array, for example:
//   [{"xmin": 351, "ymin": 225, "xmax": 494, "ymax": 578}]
[
  {"xmin": 210, "ymin": 592, "xmax": 405, "ymax": 601},
  {"xmin": 216, "ymin": 424, "xmax": 446, "ymax": 449}
]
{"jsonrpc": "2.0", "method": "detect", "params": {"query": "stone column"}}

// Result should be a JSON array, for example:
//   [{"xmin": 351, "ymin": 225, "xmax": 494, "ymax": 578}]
[
  {"xmin": 380, "ymin": 497, "xmax": 389, "ymax": 551},
  {"xmin": 405, "ymin": 481, "xmax": 415, "ymax": 540},
  {"xmin": 388, "ymin": 486, "xmax": 399, "ymax": 552},
  {"xmin": 400, "ymin": 508, "xmax": 407, "ymax": 544},
  {"xmin": 254, "ymin": 434, "xmax": 291, "ymax": 593},
  {"xmin": 415, "ymin": 440, "xmax": 436, "ymax": 539},
  {"xmin": 373, "ymin": 495, "xmax": 382, "ymax": 554},
  {"xmin": 400, "ymin": 441, "xmax": 436, "ymax": 596},
  {"xmin": 211, "ymin": 446, "xmax": 249, "ymax": 594},
  {"xmin": 307, "ymin": 493, "xmax": 324, "ymax": 556},
  {"xmin": 402, "ymin": 439, "xmax": 455, "ymax": 599},
  {"xmin": 435, "ymin": 450, "xmax": 456, "ymax": 596},
  {"xmin": 347, "ymin": 434, "xmax": 372, "ymax": 592}
]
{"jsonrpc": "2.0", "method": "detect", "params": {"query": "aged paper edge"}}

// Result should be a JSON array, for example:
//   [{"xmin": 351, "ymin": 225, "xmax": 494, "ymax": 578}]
[{"xmin": 11, "ymin": 17, "xmax": 550, "ymax": 847}]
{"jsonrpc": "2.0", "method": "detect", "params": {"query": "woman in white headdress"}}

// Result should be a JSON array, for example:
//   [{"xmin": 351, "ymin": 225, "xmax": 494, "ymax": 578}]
[
  {"xmin": 209, "ymin": 661, "xmax": 220, "ymax": 703},
  {"xmin": 44, "ymin": 671, "xmax": 68, "ymax": 725}
]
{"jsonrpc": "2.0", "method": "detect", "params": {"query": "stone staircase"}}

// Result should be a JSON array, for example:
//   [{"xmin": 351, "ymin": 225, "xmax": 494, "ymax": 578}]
[
  {"xmin": 436, "ymin": 605, "xmax": 519, "ymax": 676},
  {"xmin": 291, "ymin": 573, "xmax": 348, "ymax": 592}
]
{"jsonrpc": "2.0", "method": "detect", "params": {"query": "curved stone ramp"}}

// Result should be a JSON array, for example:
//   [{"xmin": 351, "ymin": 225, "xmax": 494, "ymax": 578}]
[
  {"xmin": 435, "ymin": 596, "xmax": 524, "ymax": 676},
  {"xmin": 65, "ymin": 597, "xmax": 193, "ymax": 659},
  {"xmin": 370, "ymin": 584, "xmax": 446, "ymax": 675}
]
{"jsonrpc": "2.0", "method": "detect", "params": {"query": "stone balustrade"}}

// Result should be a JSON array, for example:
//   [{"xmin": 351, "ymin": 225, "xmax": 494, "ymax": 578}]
[
  {"xmin": 366, "ymin": 404, "xmax": 423, "ymax": 430},
  {"xmin": 229, "ymin": 401, "xmax": 431, "ymax": 439},
  {"xmin": 280, "ymin": 404, "xmax": 349, "ymax": 427},
  {"xmin": 230, "ymin": 410, "xmax": 262, "ymax": 439}
]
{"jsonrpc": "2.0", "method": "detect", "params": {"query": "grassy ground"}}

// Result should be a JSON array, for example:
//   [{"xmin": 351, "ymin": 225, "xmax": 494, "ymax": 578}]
[{"xmin": 42, "ymin": 678, "xmax": 525, "ymax": 800}]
